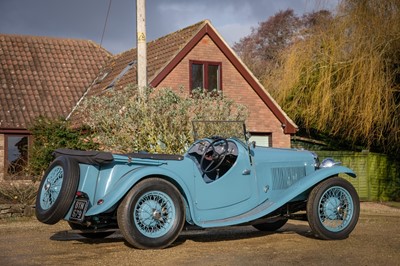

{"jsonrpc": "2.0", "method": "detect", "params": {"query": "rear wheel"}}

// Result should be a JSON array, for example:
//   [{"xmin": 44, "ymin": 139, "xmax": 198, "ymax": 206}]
[
  {"xmin": 117, "ymin": 178, "xmax": 185, "ymax": 249},
  {"xmin": 35, "ymin": 156, "xmax": 79, "ymax": 224},
  {"xmin": 307, "ymin": 177, "xmax": 359, "ymax": 240},
  {"xmin": 253, "ymin": 219, "xmax": 288, "ymax": 232}
]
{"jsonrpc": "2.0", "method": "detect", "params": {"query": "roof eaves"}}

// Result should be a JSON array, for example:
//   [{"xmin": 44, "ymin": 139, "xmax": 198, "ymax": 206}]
[{"xmin": 149, "ymin": 20, "xmax": 209, "ymax": 85}]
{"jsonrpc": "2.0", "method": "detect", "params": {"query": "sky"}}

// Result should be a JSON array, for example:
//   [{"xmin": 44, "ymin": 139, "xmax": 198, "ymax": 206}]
[{"xmin": 0, "ymin": 0, "xmax": 337, "ymax": 55}]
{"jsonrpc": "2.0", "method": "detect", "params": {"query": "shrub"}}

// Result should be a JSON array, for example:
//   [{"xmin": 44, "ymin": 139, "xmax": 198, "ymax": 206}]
[
  {"xmin": 27, "ymin": 87, "xmax": 247, "ymax": 177},
  {"xmin": 77, "ymin": 86, "xmax": 248, "ymax": 154},
  {"xmin": 28, "ymin": 116, "xmax": 98, "ymax": 179},
  {"xmin": 0, "ymin": 182, "xmax": 37, "ymax": 205}
]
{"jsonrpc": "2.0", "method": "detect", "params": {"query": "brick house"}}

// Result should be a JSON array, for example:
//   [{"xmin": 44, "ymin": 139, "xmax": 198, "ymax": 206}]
[
  {"xmin": 70, "ymin": 20, "xmax": 297, "ymax": 146},
  {"xmin": 0, "ymin": 34, "xmax": 111, "ymax": 180},
  {"xmin": 0, "ymin": 20, "xmax": 297, "ymax": 181}
]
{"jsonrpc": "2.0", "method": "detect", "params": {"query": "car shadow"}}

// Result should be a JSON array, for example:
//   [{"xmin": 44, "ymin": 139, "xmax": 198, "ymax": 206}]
[
  {"xmin": 174, "ymin": 222, "xmax": 315, "ymax": 246},
  {"xmin": 50, "ymin": 230, "xmax": 123, "ymax": 245},
  {"xmin": 50, "ymin": 222, "xmax": 316, "ymax": 248}
]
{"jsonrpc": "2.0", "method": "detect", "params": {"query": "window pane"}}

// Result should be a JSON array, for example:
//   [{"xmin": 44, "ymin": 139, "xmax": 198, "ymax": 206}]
[
  {"xmin": 7, "ymin": 136, "xmax": 29, "ymax": 174},
  {"xmin": 208, "ymin": 65, "xmax": 219, "ymax": 92},
  {"xmin": 192, "ymin": 64, "xmax": 203, "ymax": 90}
]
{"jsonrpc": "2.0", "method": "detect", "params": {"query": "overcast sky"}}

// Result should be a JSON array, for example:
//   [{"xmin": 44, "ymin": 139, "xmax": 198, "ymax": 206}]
[{"xmin": 0, "ymin": 0, "xmax": 337, "ymax": 54}]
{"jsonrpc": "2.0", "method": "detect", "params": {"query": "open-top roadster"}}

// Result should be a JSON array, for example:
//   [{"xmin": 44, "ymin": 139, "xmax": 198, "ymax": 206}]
[{"xmin": 35, "ymin": 121, "xmax": 359, "ymax": 249}]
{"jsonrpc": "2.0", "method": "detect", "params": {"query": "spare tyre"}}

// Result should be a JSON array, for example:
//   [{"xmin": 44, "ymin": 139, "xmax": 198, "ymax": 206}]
[{"xmin": 35, "ymin": 156, "xmax": 79, "ymax": 224}]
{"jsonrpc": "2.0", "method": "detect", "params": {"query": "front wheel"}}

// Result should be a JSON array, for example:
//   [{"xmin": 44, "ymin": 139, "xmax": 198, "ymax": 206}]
[
  {"xmin": 307, "ymin": 177, "xmax": 359, "ymax": 240},
  {"xmin": 117, "ymin": 178, "xmax": 185, "ymax": 249}
]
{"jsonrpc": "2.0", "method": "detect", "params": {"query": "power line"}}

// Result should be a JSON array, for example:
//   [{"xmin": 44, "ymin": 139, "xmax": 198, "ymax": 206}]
[{"xmin": 100, "ymin": 0, "xmax": 112, "ymax": 48}]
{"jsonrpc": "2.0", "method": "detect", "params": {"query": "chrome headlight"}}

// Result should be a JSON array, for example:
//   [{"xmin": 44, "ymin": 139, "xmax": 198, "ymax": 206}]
[
  {"xmin": 320, "ymin": 158, "xmax": 341, "ymax": 168},
  {"xmin": 311, "ymin": 152, "xmax": 320, "ymax": 169}
]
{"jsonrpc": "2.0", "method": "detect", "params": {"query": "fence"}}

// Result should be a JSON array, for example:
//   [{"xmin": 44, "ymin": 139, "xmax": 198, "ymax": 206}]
[{"xmin": 316, "ymin": 151, "xmax": 400, "ymax": 201}]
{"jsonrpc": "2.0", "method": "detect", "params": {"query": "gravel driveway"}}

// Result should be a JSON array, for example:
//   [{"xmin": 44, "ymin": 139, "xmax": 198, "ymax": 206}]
[{"xmin": 0, "ymin": 202, "xmax": 399, "ymax": 266}]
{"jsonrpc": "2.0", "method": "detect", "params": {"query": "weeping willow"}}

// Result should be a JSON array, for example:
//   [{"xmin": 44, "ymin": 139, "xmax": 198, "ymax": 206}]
[{"xmin": 268, "ymin": 0, "xmax": 400, "ymax": 153}]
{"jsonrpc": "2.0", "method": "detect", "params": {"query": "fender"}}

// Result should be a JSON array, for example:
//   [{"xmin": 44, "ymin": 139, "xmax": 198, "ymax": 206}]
[
  {"xmin": 263, "ymin": 165, "xmax": 355, "ymax": 221},
  {"xmin": 262, "ymin": 165, "xmax": 357, "ymax": 217},
  {"xmin": 316, "ymin": 165, "xmax": 356, "ymax": 178},
  {"xmin": 201, "ymin": 165, "xmax": 356, "ymax": 227},
  {"xmin": 85, "ymin": 166, "xmax": 194, "ymax": 217},
  {"xmin": 277, "ymin": 165, "xmax": 356, "ymax": 205}
]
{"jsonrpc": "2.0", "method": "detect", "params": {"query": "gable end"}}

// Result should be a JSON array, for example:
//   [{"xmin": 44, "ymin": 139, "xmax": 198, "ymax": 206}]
[{"xmin": 150, "ymin": 23, "xmax": 297, "ymax": 134}]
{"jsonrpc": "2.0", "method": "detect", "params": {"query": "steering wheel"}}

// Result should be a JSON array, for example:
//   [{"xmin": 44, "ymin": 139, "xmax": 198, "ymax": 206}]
[{"xmin": 200, "ymin": 138, "xmax": 229, "ymax": 173}]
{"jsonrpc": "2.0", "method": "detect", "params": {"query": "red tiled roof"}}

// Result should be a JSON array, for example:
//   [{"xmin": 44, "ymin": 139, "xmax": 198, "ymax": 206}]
[
  {"xmin": 0, "ymin": 34, "xmax": 111, "ymax": 129},
  {"xmin": 85, "ymin": 20, "xmax": 207, "ymax": 96}
]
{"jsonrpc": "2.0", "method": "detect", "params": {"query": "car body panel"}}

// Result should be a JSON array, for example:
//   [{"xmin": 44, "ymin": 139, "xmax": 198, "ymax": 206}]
[{"xmin": 82, "ymin": 159, "xmax": 195, "ymax": 217}]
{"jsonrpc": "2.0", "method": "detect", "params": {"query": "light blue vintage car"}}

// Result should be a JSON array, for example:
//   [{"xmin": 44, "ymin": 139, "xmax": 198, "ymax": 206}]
[{"xmin": 35, "ymin": 121, "xmax": 359, "ymax": 249}]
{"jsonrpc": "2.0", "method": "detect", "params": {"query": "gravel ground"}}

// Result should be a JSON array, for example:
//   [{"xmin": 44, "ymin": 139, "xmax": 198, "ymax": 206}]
[{"xmin": 0, "ymin": 202, "xmax": 399, "ymax": 266}]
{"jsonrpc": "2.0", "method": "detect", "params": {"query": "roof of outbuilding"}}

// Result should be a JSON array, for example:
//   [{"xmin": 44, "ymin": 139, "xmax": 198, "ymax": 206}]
[{"xmin": 0, "ymin": 34, "xmax": 111, "ymax": 129}]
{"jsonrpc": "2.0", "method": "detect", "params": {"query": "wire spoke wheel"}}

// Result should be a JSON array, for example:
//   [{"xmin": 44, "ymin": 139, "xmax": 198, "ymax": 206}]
[
  {"xmin": 117, "ymin": 178, "xmax": 185, "ymax": 249},
  {"xmin": 318, "ymin": 186, "xmax": 353, "ymax": 232},
  {"xmin": 307, "ymin": 177, "xmax": 359, "ymax": 240},
  {"xmin": 39, "ymin": 166, "xmax": 64, "ymax": 210},
  {"xmin": 35, "ymin": 156, "xmax": 79, "ymax": 225},
  {"xmin": 134, "ymin": 191, "xmax": 176, "ymax": 238}
]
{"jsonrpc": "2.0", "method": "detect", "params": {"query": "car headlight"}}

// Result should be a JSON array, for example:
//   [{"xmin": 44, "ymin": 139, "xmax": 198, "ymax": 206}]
[
  {"xmin": 311, "ymin": 152, "xmax": 320, "ymax": 169},
  {"xmin": 320, "ymin": 158, "xmax": 341, "ymax": 168}
]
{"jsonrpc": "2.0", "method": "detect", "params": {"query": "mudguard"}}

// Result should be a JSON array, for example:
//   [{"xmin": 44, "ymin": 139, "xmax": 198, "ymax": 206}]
[
  {"xmin": 84, "ymin": 166, "xmax": 194, "ymax": 217},
  {"xmin": 265, "ymin": 165, "xmax": 356, "ymax": 212}
]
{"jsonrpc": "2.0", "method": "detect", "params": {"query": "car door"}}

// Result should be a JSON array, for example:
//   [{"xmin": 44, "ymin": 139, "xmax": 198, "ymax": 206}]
[{"xmin": 193, "ymin": 146, "xmax": 258, "ymax": 223}]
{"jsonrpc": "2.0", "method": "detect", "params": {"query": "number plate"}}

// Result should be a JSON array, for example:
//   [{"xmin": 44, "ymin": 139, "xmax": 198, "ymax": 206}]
[{"xmin": 70, "ymin": 199, "xmax": 88, "ymax": 221}]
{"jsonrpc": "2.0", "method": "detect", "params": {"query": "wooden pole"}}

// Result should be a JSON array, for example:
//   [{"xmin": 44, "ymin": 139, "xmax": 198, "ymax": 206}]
[{"xmin": 136, "ymin": 0, "xmax": 147, "ymax": 96}]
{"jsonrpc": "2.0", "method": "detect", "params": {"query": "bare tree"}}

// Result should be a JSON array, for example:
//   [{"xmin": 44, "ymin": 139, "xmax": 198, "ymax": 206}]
[{"xmin": 233, "ymin": 9, "xmax": 331, "ymax": 80}]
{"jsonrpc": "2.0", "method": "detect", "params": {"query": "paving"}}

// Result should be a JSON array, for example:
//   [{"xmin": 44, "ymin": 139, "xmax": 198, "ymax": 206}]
[{"xmin": 0, "ymin": 202, "xmax": 399, "ymax": 266}]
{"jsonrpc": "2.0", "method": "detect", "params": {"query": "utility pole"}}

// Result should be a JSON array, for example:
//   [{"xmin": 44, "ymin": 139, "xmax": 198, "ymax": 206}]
[{"xmin": 136, "ymin": 0, "xmax": 147, "ymax": 97}]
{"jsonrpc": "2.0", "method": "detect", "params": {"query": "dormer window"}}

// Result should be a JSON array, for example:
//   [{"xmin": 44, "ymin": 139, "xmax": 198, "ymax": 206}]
[
  {"xmin": 104, "ymin": 60, "xmax": 136, "ymax": 90},
  {"xmin": 96, "ymin": 71, "xmax": 109, "ymax": 84}
]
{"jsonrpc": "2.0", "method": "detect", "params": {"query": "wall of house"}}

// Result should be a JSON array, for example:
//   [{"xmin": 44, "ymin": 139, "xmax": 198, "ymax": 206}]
[
  {"xmin": 0, "ymin": 134, "xmax": 4, "ymax": 181},
  {"xmin": 156, "ymin": 35, "xmax": 291, "ymax": 148}
]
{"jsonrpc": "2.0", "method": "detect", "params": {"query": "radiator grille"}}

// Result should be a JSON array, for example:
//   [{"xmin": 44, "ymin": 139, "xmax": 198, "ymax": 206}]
[{"xmin": 271, "ymin": 166, "xmax": 306, "ymax": 190}]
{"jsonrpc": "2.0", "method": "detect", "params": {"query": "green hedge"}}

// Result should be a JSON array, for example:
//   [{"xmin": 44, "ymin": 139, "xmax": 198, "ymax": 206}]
[
  {"xmin": 316, "ymin": 151, "xmax": 400, "ymax": 201},
  {"xmin": 28, "ymin": 117, "xmax": 98, "ymax": 179}
]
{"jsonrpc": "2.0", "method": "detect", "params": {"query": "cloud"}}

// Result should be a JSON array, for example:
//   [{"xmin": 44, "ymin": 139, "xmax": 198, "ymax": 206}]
[
  {"xmin": 0, "ymin": 0, "xmax": 338, "ymax": 54},
  {"xmin": 217, "ymin": 23, "xmax": 254, "ymax": 46}
]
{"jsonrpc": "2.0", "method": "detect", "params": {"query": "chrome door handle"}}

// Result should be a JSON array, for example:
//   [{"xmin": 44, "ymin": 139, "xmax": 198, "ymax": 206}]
[{"xmin": 242, "ymin": 169, "xmax": 251, "ymax": 175}]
